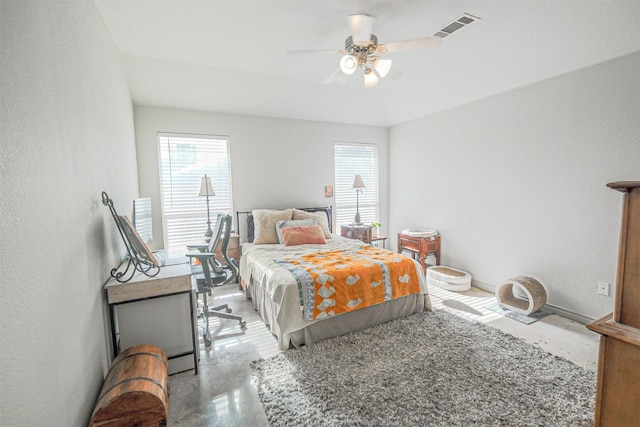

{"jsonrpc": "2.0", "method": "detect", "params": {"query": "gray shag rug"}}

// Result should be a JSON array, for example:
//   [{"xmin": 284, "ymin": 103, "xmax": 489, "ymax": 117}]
[{"xmin": 250, "ymin": 310, "xmax": 596, "ymax": 426}]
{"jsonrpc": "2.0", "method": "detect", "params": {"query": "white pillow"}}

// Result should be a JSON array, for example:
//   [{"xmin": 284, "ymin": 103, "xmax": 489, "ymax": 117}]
[
  {"xmin": 275, "ymin": 218, "xmax": 318, "ymax": 244},
  {"xmin": 292, "ymin": 209, "xmax": 332, "ymax": 239},
  {"xmin": 252, "ymin": 209, "xmax": 293, "ymax": 244}
]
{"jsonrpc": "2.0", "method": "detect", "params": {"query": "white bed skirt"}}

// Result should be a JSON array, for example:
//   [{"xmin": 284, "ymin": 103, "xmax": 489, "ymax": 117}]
[{"xmin": 247, "ymin": 277, "xmax": 432, "ymax": 350}]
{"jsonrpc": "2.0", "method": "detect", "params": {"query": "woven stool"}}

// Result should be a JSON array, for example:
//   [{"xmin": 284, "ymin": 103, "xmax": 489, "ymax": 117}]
[{"xmin": 495, "ymin": 276, "xmax": 547, "ymax": 315}]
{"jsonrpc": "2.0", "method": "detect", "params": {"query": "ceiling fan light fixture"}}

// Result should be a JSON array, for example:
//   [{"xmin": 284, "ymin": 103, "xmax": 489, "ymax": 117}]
[
  {"xmin": 373, "ymin": 58, "xmax": 392, "ymax": 78},
  {"xmin": 349, "ymin": 14, "xmax": 375, "ymax": 45},
  {"xmin": 316, "ymin": 13, "xmax": 451, "ymax": 87},
  {"xmin": 363, "ymin": 68, "xmax": 380, "ymax": 87},
  {"xmin": 340, "ymin": 55, "xmax": 358, "ymax": 74}
]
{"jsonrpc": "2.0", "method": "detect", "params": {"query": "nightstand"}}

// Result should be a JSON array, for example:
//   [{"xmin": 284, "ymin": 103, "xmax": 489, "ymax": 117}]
[
  {"xmin": 215, "ymin": 232, "xmax": 241, "ymax": 267},
  {"xmin": 370, "ymin": 236, "xmax": 387, "ymax": 248},
  {"xmin": 341, "ymin": 224, "xmax": 372, "ymax": 243},
  {"xmin": 188, "ymin": 233, "xmax": 241, "ymax": 283},
  {"xmin": 189, "ymin": 233, "xmax": 241, "ymax": 266},
  {"xmin": 397, "ymin": 232, "xmax": 440, "ymax": 272}
]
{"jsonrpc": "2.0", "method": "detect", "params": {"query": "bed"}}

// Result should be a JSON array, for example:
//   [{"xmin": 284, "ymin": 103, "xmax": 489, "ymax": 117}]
[{"xmin": 237, "ymin": 207, "xmax": 432, "ymax": 350}]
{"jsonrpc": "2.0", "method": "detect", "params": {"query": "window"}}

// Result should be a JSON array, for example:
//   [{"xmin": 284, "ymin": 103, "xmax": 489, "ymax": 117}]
[
  {"xmin": 158, "ymin": 133, "xmax": 232, "ymax": 249},
  {"xmin": 334, "ymin": 143, "xmax": 378, "ymax": 227}
]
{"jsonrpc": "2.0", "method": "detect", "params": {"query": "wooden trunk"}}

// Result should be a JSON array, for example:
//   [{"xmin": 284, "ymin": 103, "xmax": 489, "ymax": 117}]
[{"xmin": 89, "ymin": 344, "xmax": 169, "ymax": 427}]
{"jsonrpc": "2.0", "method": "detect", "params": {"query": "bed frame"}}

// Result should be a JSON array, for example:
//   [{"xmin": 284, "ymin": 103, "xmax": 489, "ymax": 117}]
[
  {"xmin": 235, "ymin": 206, "xmax": 332, "ymax": 243},
  {"xmin": 236, "ymin": 206, "xmax": 431, "ymax": 350}
]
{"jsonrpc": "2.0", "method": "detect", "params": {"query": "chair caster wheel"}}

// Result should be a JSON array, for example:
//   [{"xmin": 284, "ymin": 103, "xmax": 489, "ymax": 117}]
[
  {"xmin": 204, "ymin": 337, "xmax": 212, "ymax": 347},
  {"xmin": 225, "ymin": 308, "xmax": 232, "ymax": 313},
  {"xmin": 239, "ymin": 321, "xmax": 246, "ymax": 328}
]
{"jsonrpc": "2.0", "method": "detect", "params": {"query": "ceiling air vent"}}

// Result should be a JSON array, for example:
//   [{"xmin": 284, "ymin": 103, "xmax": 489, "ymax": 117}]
[{"xmin": 434, "ymin": 13, "xmax": 480, "ymax": 38}]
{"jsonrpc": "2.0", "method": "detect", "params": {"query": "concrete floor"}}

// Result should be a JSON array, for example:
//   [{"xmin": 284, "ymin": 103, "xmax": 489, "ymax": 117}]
[{"xmin": 167, "ymin": 282, "xmax": 601, "ymax": 426}]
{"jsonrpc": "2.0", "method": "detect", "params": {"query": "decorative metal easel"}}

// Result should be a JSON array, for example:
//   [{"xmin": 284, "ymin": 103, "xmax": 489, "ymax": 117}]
[{"xmin": 102, "ymin": 191, "xmax": 160, "ymax": 283}]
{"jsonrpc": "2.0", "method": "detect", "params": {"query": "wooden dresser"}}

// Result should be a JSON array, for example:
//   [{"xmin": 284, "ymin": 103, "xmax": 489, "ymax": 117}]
[{"xmin": 587, "ymin": 181, "xmax": 640, "ymax": 427}]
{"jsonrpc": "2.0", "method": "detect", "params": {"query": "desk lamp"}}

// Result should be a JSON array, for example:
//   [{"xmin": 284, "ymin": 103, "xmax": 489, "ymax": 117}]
[
  {"xmin": 198, "ymin": 175, "xmax": 216, "ymax": 240},
  {"xmin": 352, "ymin": 174, "xmax": 365, "ymax": 225}
]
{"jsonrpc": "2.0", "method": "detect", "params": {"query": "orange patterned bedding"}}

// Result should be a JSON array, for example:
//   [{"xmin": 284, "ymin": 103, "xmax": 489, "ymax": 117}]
[{"xmin": 275, "ymin": 245, "xmax": 421, "ymax": 320}]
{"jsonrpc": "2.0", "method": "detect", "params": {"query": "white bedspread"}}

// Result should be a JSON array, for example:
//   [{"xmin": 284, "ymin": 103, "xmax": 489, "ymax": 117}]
[{"xmin": 240, "ymin": 235, "xmax": 429, "ymax": 348}]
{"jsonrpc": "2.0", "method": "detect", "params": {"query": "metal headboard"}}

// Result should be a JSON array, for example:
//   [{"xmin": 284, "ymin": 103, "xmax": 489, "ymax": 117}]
[{"xmin": 236, "ymin": 206, "xmax": 333, "ymax": 243}]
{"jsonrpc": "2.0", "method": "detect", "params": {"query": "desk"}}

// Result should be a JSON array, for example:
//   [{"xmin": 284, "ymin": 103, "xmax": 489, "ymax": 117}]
[
  {"xmin": 397, "ymin": 233, "xmax": 441, "ymax": 272},
  {"xmin": 105, "ymin": 262, "xmax": 198, "ymax": 375}
]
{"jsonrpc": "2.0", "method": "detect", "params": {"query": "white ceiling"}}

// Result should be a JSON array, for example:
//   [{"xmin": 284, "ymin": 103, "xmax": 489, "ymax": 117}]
[{"xmin": 95, "ymin": 0, "xmax": 640, "ymax": 127}]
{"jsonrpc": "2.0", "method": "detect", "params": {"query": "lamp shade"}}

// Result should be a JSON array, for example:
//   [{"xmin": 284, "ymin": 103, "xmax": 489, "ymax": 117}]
[
  {"xmin": 340, "ymin": 55, "xmax": 358, "ymax": 75},
  {"xmin": 198, "ymin": 175, "xmax": 216, "ymax": 197},
  {"xmin": 374, "ymin": 58, "xmax": 392, "ymax": 78},
  {"xmin": 352, "ymin": 174, "xmax": 365, "ymax": 189},
  {"xmin": 363, "ymin": 68, "xmax": 380, "ymax": 87}
]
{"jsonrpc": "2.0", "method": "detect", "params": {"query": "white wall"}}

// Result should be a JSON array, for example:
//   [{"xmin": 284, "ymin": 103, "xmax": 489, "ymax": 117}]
[
  {"xmin": 0, "ymin": 2, "xmax": 138, "ymax": 425},
  {"xmin": 389, "ymin": 52, "xmax": 640, "ymax": 321},
  {"xmin": 133, "ymin": 106, "xmax": 389, "ymax": 249}
]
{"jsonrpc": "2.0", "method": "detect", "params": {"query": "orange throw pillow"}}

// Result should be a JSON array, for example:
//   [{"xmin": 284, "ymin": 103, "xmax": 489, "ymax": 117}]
[{"xmin": 281, "ymin": 225, "xmax": 327, "ymax": 246}]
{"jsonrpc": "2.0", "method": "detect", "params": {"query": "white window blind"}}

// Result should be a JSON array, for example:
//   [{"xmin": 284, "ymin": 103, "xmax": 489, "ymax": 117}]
[
  {"xmin": 158, "ymin": 133, "xmax": 232, "ymax": 249},
  {"xmin": 334, "ymin": 143, "xmax": 378, "ymax": 227}
]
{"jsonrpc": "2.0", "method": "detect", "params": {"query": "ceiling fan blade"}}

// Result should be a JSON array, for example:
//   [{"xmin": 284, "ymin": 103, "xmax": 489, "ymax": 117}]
[
  {"xmin": 322, "ymin": 69, "xmax": 348, "ymax": 86},
  {"xmin": 286, "ymin": 48, "xmax": 343, "ymax": 55},
  {"xmin": 379, "ymin": 36, "xmax": 442, "ymax": 54},
  {"xmin": 387, "ymin": 66, "xmax": 403, "ymax": 80},
  {"xmin": 348, "ymin": 14, "xmax": 375, "ymax": 45}
]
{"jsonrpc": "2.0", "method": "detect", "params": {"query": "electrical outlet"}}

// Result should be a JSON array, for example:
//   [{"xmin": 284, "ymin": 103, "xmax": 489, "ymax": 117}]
[{"xmin": 597, "ymin": 282, "xmax": 610, "ymax": 296}]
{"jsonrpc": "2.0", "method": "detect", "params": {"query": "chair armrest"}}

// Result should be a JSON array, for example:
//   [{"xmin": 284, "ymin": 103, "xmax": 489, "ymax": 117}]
[
  {"xmin": 186, "ymin": 252, "xmax": 224, "ymax": 272},
  {"xmin": 186, "ymin": 252, "xmax": 216, "ymax": 261},
  {"xmin": 187, "ymin": 252, "xmax": 228, "ymax": 283},
  {"xmin": 186, "ymin": 243, "xmax": 209, "ymax": 253}
]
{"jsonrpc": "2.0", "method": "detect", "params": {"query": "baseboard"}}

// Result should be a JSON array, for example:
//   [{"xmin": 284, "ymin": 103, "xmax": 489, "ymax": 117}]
[
  {"xmin": 471, "ymin": 279, "xmax": 494, "ymax": 293},
  {"xmin": 542, "ymin": 304, "xmax": 596, "ymax": 325},
  {"xmin": 471, "ymin": 280, "xmax": 596, "ymax": 325}
]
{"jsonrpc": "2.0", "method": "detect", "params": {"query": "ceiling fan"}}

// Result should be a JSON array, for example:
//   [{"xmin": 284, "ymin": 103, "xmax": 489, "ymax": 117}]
[
  {"xmin": 338, "ymin": 15, "xmax": 442, "ymax": 87},
  {"xmin": 289, "ymin": 13, "xmax": 480, "ymax": 87},
  {"xmin": 291, "ymin": 14, "xmax": 444, "ymax": 88}
]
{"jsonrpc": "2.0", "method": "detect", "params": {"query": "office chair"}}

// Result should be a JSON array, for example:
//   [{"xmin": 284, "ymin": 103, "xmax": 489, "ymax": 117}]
[
  {"xmin": 187, "ymin": 213, "xmax": 226, "ymax": 277},
  {"xmin": 187, "ymin": 214, "xmax": 245, "ymax": 347}
]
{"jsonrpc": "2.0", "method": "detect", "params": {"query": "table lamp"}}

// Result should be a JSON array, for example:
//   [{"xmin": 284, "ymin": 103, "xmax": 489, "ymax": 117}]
[
  {"xmin": 198, "ymin": 174, "xmax": 216, "ymax": 240},
  {"xmin": 352, "ymin": 174, "xmax": 365, "ymax": 225}
]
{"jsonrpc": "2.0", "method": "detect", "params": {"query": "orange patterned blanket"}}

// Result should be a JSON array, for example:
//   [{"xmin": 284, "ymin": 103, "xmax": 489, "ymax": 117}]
[{"xmin": 275, "ymin": 246, "xmax": 421, "ymax": 320}]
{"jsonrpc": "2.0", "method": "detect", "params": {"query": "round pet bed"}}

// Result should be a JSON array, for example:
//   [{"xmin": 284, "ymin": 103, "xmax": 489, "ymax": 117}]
[
  {"xmin": 495, "ymin": 276, "xmax": 547, "ymax": 315},
  {"xmin": 427, "ymin": 266, "xmax": 472, "ymax": 291},
  {"xmin": 402, "ymin": 228, "xmax": 438, "ymax": 238}
]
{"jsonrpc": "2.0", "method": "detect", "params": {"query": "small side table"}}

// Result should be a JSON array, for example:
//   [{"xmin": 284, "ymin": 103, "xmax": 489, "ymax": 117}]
[
  {"xmin": 371, "ymin": 236, "xmax": 387, "ymax": 248},
  {"xmin": 191, "ymin": 233, "xmax": 240, "ymax": 265},
  {"xmin": 215, "ymin": 233, "xmax": 241, "ymax": 268},
  {"xmin": 398, "ymin": 232, "xmax": 441, "ymax": 272},
  {"xmin": 341, "ymin": 224, "xmax": 372, "ymax": 243},
  {"xmin": 189, "ymin": 233, "xmax": 241, "ymax": 282}
]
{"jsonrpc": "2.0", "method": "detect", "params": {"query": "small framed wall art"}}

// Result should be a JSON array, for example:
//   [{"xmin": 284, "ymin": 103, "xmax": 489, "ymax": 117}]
[{"xmin": 325, "ymin": 185, "xmax": 333, "ymax": 197}]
